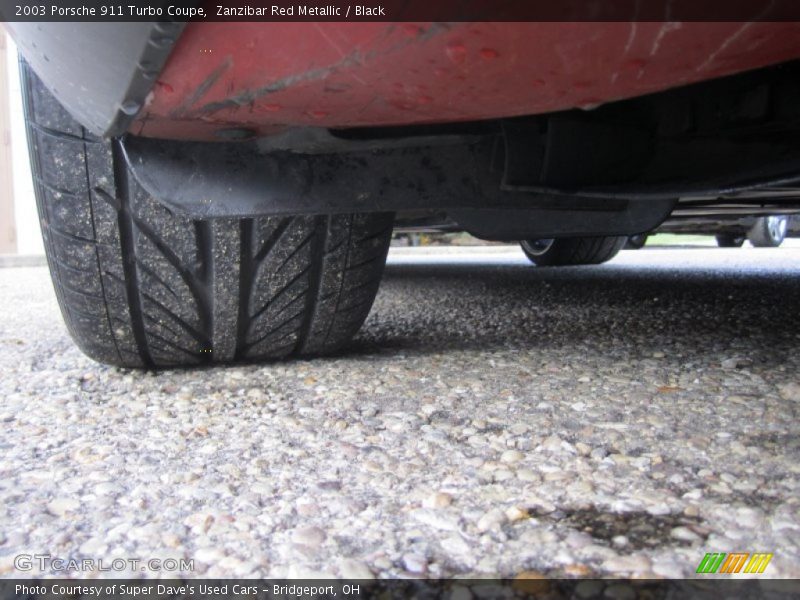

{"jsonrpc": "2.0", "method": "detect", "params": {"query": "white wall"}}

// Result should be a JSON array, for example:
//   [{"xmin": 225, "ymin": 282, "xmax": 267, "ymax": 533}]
[{"xmin": 5, "ymin": 34, "xmax": 43, "ymax": 255}]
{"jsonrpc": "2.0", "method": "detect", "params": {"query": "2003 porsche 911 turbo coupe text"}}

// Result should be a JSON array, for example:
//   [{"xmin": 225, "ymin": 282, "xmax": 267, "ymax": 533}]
[{"xmin": 5, "ymin": 13, "xmax": 800, "ymax": 367}]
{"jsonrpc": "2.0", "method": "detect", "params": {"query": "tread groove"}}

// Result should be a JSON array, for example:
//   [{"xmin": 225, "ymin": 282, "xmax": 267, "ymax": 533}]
[
  {"xmin": 34, "ymin": 176, "xmax": 81, "ymax": 198},
  {"xmin": 30, "ymin": 121, "xmax": 100, "ymax": 143},
  {"xmin": 234, "ymin": 219, "xmax": 253, "ymax": 360},
  {"xmin": 193, "ymin": 220, "xmax": 214, "ymax": 363},
  {"xmin": 346, "ymin": 253, "xmax": 383, "ymax": 271},
  {"xmin": 50, "ymin": 254, "xmax": 91, "ymax": 276},
  {"xmin": 135, "ymin": 259, "xmax": 181, "ymax": 300},
  {"xmin": 133, "ymin": 217, "xmax": 206, "ymax": 312},
  {"xmin": 81, "ymin": 135, "xmax": 123, "ymax": 364},
  {"xmin": 44, "ymin": 223, "xmax": 103, "ymax": 246},
  {"xmin": 140, "ymin": 290, "xmax": 211, "ymax": 346},
  {"xmin": 59, "ymin": 278, "xmax": 103, "ymax": 300},
  {"xmin": 253, "ymin": 218, "xmax": 293, "ymax": 263},
  {"xmin": 335, "ymin": 295, "xmax": 376, "ymax": 315},
  {"xmin": 93, "ymin": 187, "xmax": 122, "ymax": 211},
  {"xmin": 147, "ymin": 330, "xmax": 204, "ymax": 360},
  {"xmin": 276, "ymin": 230, "xmax": 315, "ymax": 272},
  {"xmin": 271, "ymin": 286, "xmax": 309, "ymax": 318},
  {"xmin": 294, "ymin": 216, "xmax": 328, "ymax": 354},
  {"xmin": 143, "ymin": 312, "xmax": 182, "ymax": 340},
  {"xmin": 356, "ymin": 223, "xmax": 394, "ymax": 245},
  {"xmin": 320, "ymin": 215, "xmax": 355, "ymax": 347},
  {"xmin": 64, "ymin": 304, "xmax": 102, "ymax": 321},
  {"xmin": 112, "ymin": 140, "xmax": 154, "ymax": 367},
  {"xmin": 343, "ymin": 275, "xmax": 379, "ymax": 296},
  {"xmin": 249, "ymin": 264, "xmax": 312, "ymax": 323},
  {"xmin": 244, "ymin": 307, "xmax": 307, "ymax": 351}
]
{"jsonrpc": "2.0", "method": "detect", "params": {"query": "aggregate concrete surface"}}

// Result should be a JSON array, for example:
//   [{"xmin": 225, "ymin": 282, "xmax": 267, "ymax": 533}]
[{"xmin": 0, "ymin": 246, "xmax": 799, "ymax": 580}]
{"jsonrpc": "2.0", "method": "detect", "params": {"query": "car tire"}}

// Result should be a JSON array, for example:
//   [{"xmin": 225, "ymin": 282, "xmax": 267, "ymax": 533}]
[
  {"xmin": 748, "ymin": 216, "xmax": 788, "ymax": 248},
  {"xmin": 520, "ymin": 236, "xmax": 626, "ymax": 266},
  {"xmin": 715, "ymin": 234, "xmax": 745, "ymax": 248},
  {"xmin": 22, "ymin": 61, "xmax": 393, "ymax": 368}
]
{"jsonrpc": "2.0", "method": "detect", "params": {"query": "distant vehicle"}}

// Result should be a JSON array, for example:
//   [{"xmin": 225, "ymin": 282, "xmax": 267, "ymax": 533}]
[
  {"xmin": 623, "ymin": 215, "xmax": 799, "ymax": 250},
  {"xmin": 521, "ymin": 237, "xmax": 628, "ymax": 266}
]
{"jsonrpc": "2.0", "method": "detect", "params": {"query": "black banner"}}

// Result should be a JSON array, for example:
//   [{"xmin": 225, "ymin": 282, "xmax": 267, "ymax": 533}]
[
  {"xmin": 2, "ymin": 580, "xmax": 800, "ymax": 600},
  {"xmin": 4, "ymin": 0, "xmax": 800, "ymax": 22}
]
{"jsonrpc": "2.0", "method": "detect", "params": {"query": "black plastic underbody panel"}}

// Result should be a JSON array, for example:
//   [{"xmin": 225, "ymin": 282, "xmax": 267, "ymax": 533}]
[{"xmin": 122, "ymin": 135, "xmax": 677, "ymax": 239}]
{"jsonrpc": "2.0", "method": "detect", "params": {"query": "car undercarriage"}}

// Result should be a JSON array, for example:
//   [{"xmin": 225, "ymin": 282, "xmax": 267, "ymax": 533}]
[{"xmin": 6, "ymin": 19, "xmax": 800, "ymax": 366}]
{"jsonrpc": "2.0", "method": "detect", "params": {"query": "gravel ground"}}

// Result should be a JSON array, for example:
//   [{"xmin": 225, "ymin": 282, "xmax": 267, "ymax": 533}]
[{"xmin": 0, "ymin": 246, "xmax": 799, "ymax": 579}]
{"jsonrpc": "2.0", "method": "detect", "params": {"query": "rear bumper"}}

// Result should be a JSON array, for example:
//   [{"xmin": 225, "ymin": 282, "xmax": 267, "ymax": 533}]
[
  {"xmin": 139, "ymin": 21, "xmax": 800, "ymax": 140},
  {"xmin": 8, "ymin": 21, "xmax": 800, "ymax": 141}
]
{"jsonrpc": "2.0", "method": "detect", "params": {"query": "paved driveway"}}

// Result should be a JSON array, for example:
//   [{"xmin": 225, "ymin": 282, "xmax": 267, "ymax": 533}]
[{"xmin": 0, "ymin": 246, "xmax": 798, "ymax": 579}]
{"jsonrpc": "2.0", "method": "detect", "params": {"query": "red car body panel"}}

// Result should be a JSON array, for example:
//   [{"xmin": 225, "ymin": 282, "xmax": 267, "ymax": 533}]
[{"xmin": 136, "ymin": 21, "xmax": 800, "ymax": 140}]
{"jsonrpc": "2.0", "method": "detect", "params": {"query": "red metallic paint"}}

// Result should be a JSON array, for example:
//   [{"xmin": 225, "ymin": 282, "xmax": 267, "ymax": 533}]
[{"xmin": 135, "ymin": 21, "xmax": 800, "ymax": 140}]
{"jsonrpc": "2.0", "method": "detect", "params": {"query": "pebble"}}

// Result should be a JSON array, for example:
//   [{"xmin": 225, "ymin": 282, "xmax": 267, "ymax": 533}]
[
  {"xmin": 194, "ymin": 547, "xmax": 226, "ymax": 563},
  {"xmin": 500, "ymin": 450, "xmax": 525, "ymax": 463},
  {"xmin": 652, "ymin": 556, "xmax": 685, "ymax": 578},
  {"xmin": 440, "ymin": 535, "xmax": 474, "ymax": 564},
  {"xmin": 670, "ymin": 526, "xmax": 702, "ymax": 543},
  {"xmin": 563, "ymin": 563, "xmax": 592, "ymax": 577},
  {"xmin": 412, "ymin": 509, "xmax": 461, "ymax": 532},
  {"xmin": 93, "ymin": 482, "xmax": 120, "ymax": 496},
  {"xmin": 46, "ymin": 498, "xmax": 79, "ymax": 516},
  {"xmin": 683, "ymin": 505, "xmax": 700, "ymax": 517},
  {"xmin": 777, "ymin": 382, "xmax": 800, "ymax": 402},
  {"xmin": 423, "ymin": 492, "xmax": 453, "ymax": 508},
  {"xmin": 611, "ymin": 535, "xmax": 628, "ymax": 547},
  {"xmin": 515, "ymin": 469, "xmax": 539, "ymax": 482},
  {"xmin": 78, "ymin": 537, "xmax": 106, "ymax": 555},
  {"xmin": 337, "ymin": 559, "xmax": 374, "ymax": 579},
  {"xmin": 493, "ymin": 469, "xmax": 514, "ymax": 481},
  {"xmin": 402, "ymin": 553, "xmax": 427, "ymax": 574},
  {"xmin": 476, "ymin": 508, "xmax": 506, "ymax": 532},
  {"xmin": 603, "ymin": 555, "xmax": 651, "ymax": 573},
  {"xmin": 504, "ymin": 506, "xmax": 529, "ymax": 522},
  {"xmin": 590, "ymin": 447, "xmax": 609, "ymax": 459},
  {"xmin": 528, "ymin": 497, "xmax": 556, "ymax": 514},
  {"xmin": 721, "ymin": 357, "xmax": 751, "ymax": 369},
  {"xmin": 291, "ymin": 526, "xmax": 326, "ymax": 548},
  {"xmin": 542, "ymin": 435, "xmax": 565, "ymax": 452}
]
